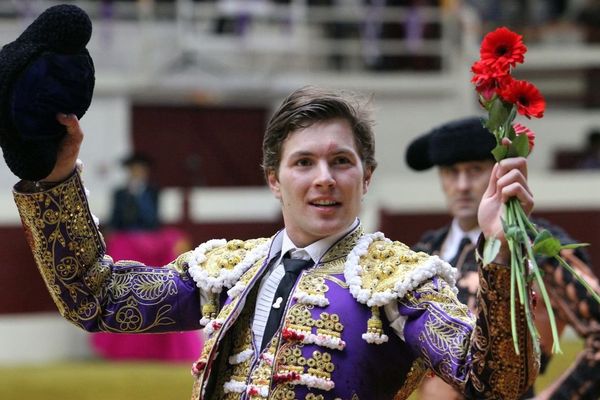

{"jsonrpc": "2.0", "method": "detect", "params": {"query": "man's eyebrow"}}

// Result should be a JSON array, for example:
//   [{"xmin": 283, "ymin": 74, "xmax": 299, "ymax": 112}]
[
  {"xmin": 287, "ymin": 150, "xmax": 314, "ymax": 158},
  {"xmin": 287, "ymin": 147, "xmax": 356, "ymax": 158}
]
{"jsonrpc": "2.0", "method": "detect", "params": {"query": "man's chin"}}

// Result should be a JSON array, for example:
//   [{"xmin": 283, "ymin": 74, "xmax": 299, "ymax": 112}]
[{"xmin": 453, "ymin": 209, "xmax": 477, "ymax": 221}]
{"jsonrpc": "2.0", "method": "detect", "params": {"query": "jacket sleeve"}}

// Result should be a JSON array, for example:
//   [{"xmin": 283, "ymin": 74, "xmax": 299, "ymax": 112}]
[
  {"xmin": 13, "ymin": 172, "xmax": 201, "ymax": 333},
  {"xmin": 399, "ymin": 261, "xmax": 540, "ymax": 399},
  {"xmin": 540, "ymin": 249, "xmax": 600, "ymax": 399}
]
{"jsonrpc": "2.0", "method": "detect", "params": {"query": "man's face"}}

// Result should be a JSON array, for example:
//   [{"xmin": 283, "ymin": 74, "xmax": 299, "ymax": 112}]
[
  {"xmin": 438, "ymin": 160, "xmax": 494, "ymax": 230},
  {"xmin": 268, "ymin": 119, "xmax": 372, "ymax": 247}
]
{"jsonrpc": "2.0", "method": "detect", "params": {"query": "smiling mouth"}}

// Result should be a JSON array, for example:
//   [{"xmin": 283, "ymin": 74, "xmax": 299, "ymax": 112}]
[{"xmin": 310, "ymin": 200, "xmax": 340, "ymax": 207}]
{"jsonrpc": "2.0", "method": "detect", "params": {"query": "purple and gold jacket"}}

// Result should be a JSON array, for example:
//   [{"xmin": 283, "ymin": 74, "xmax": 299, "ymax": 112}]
[{"xmin": 13, "ymin": 172, "xmax": 539, "ymax": 400}]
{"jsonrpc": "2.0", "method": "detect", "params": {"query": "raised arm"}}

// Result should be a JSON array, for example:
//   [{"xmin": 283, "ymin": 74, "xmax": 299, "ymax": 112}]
[
  {"xmin": 399, "ymin": 157, "xmax": 538, "ymax": 399},
  {"xmin": 13, "ymin": 115, "xmax": 202, "ymax": 333}
]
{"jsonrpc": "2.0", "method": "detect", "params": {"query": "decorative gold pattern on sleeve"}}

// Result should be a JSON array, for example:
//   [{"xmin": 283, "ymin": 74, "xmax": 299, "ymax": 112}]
[
  {"xmin": 14, "ymin": 174, "xmax": 106, "ymax": 327},
  {"xmin": 401, "ymin": 280, "xmax": 474, "ymax": 389},
  {"xmin": 393, "ymin": 358, "xmax": 429, "ymax": 400},
  {"xmin": 13, "ymin": 173, "xmax": 193, "ymax": 333},
  {"xmin": 467, "ymin": 262, "xmax": 540, "ymax": 399}
]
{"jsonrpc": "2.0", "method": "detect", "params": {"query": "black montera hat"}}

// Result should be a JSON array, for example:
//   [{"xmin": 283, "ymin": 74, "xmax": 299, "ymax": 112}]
[
  {"xmin": 405, "ymin": 117, "xmax": 496, "ymax": 171},
  {"xmin": 121, "ymin": 153, "xmax": 153, "ymax": 167},
  {"xmin": 0, "ymin": 4, "xmax": 95, "ymax": 181}
]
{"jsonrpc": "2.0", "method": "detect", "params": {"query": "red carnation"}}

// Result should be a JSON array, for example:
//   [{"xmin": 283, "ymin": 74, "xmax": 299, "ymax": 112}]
[
  {"xmin": 513, "ymin": 123, "xmax": 536, "ymax": 154},
  {"xmin": 498, "ymin": 79, "xmax": 545, "ymax": 119},
  {"xmin": 480, "ymin": 27, "xmax": 527, "ymax": 68},
  {"xmin": 282, "ymin": 327, "xmax": 305, "ymax": 341},
  {"xmin": 471, "ymin": 59, "xmax": 511, "ymax": 100}
]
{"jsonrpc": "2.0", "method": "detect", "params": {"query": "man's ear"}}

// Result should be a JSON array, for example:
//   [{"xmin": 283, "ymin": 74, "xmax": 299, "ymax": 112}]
[
  {"xmin": 267, "ymin": 169, "xmax": 281, "ymax": 199},
  {"xmin": 362, "ymin": 167, "xmax": 373, "ymax": 194}
]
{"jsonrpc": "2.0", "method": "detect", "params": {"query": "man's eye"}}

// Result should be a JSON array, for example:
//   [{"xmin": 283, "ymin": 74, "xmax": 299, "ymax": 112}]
[
  {"xmin": 295, "ymin": 159, "xmax": 312, "ymax": 166},
  {"xmin": 334, "ymin": 157, "xmax": 351, "ymax": 165}
]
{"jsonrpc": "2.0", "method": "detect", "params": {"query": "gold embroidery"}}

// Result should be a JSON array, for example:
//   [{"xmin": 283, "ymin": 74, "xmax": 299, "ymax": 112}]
[
  {"xmin": 361, "ymin": 240, "xmax": 432, "ymax": 293},
  {"xmin": 323, "ymin": 273, "xmax": 348, "ymax": 288},
  {"xmin": 286, "ymin": 305, "xmax": 345, "ymax": 340},
  {"xmin": 313, "ymin": 258, "xmax": 345, "ymax": 275},
  {"xmin": 393, "ymin": 358, "xmax": 429, "ymax": 400},
  {"xmin": 402, "ymin": 281, "xmax": 473, "ymax": 386},
  {"xmin": 13, "ymin": 174, "xmax": 189, "ymax": 333},
  {"xmin": 306, "ymin": 350, "xmax": 335, "ymax": 378},
  {"xmin": 365, "ymin": 306, "xmax": 385, "ymax": 337},
  {"xmin": 319, "ymin": 227, "xmax": 362, "ymax": 264},
  {"xmin": 468, "ymin": 263, "xmax": 540, "ymax": 398},
  {"xmin": 191, "ymin": 238, "xmax": 269, "ymax": 280}
]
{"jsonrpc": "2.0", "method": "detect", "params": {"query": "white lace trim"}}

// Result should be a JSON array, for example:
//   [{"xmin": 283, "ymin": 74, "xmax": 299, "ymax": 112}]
[
  {"xmin": 228, "ymin": 349, "xmax": 254, "ymax": 365},
  {"xmin": 285, "ymin": 326, "xmax": 346, "ymax": 350},
  {"xmin": 246, "ymin": 384, "xmax": 269, "ymax": 397},
  {"xmin": 361, "ymin": 331, "xmax": 389, "ymax": 344},
  {"xmin": 203, "ymin": 318, "xmax": 224, "ymax": 336},
  {"xmin": 298, "ymin": 374, "xmax": 335, "ymax": 391},
  {"xmin": 344, "ymin": 232, "xmax": 457, "ymax": 307},
  {"xmin": 292, "ymin": 291, "xmax": 330, "ymax": 307},
  {"xmin": 223, "ymin": 380, "xmax": 247, "ymax": 393},
  {"xmin": 392, "ymin": 255, "xmax": 458, "ymax": 300},
  {"xmin": 189, "ymin": 239, "xmax": 272, "ymax": 294}
]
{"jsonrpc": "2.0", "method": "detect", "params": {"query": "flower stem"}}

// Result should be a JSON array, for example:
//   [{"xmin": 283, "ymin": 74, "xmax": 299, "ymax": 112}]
[{"xmin": 511, "ymin": 199, "xmax": 560, "ymax": 353}]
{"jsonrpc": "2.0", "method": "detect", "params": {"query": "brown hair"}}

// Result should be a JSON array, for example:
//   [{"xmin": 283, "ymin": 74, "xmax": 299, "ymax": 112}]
[{"xmin": 262, "ymin": 86, "xmax": 377, "ymax": 177}]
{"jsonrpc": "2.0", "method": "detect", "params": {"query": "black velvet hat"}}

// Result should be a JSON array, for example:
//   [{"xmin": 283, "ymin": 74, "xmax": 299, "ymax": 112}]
[
  {"xmin": 0, "ymin": 4, "xmax": 95, "ymax": 181},
  {"xmin": 405, "ymin": 117, "xmax": 496, "ymax": 171},
  {"xmin": 121, "ymin": 153, "xmax": 153, "ymax": 168}
]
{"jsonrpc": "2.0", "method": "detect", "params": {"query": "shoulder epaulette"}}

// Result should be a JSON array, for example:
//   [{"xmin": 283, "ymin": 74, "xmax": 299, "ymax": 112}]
[
  {"xmin": 345, "ymin": 232, "xmax": 457, "ymax": 307},
  {"xmin": 185, "ymin": 238, "xmax": 271, "ymax": 294}
]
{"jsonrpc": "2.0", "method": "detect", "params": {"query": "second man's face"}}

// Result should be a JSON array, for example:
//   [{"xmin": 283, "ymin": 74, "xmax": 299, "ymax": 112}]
[
  {"xmin": 268, "ymin": 119, "xmax": 372, "ymax": 248},
  {"xmin": 438, "ymin": 160, "xmax": 494, "ymax": 230}
]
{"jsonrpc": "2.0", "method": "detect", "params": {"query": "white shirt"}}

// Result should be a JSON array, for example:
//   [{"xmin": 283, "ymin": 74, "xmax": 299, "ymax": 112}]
[
  {"xmin": 251, "ymin": 219, "xmax": 360, "ymax": 349},
  {"xmin": 440, "ymin": 218, "xmax": 481, "ymax": 262},
  {"xmin": 199, "ymin": 218, "xmax": 410, "ymax": 348}
]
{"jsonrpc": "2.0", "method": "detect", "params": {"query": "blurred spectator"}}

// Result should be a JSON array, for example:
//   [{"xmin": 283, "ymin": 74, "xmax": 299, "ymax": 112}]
[
  {"xmin": 214, "ymin": 0, "xmax": 270, "ymax": 35},
  {"xmin": 364, "ymin": 0, "xmax": 442, "ymax": 71},
  {"xmin": 577, "ymin": 129, "xmax": 600, "ymax": 170},
  {"xmin": 91, "ymin": 152, "xmax": 202, "ymax": 363},
  {"xmin": 110, "ymin": 153, "xmax": 160, "ymax": 231},
  {"xmin": 577, "ymin": 0, "xmax": 600, "ymax": 108}
]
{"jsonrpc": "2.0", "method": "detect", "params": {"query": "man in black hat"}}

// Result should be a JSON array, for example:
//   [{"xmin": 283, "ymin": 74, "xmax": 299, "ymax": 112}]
[
  {"xmin": 406, "ymin": 117, "xmax": 600, "ymax": 400},
  {"xmin": 109, "ymin": 153, "xmax": 160, "ymax": 231}
]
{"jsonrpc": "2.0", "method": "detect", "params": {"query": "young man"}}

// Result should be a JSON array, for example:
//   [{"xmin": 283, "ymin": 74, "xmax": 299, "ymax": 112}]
[
  {"xmin": 14, "ymin": 88, "xmax": 536, "ymax": 399},
  {"xmin": 406, "ymin": 117, "xmax": 600, "ymax": 400}
]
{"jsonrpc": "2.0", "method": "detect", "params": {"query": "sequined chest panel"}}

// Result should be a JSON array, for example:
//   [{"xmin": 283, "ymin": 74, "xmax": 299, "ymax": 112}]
[{"xmin": 264, "ymin": 262, "xmax": 419, "ymax": 399}]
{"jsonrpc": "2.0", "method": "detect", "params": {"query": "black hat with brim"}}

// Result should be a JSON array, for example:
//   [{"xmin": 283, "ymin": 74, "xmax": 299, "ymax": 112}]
[
  {"xmin": 122, "ymin": 153, "xmax": 153, "ymax": 167},
  {"xmin": 0, "ymin": 4, "xmax": 95, "ymax": 181},
  {"xmin": 405, "ymin": 117, "xmax": 496, "ymax": 171}
]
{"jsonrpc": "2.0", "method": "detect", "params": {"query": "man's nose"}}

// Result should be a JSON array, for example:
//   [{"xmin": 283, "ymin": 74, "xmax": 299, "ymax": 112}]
[
  {"xmin": 456, "ymin": 172, "xmax": 471, "ymax": 190},
  {"xmin": 315, "ymin": 162, "xmax": 335, "ymax": 187}
]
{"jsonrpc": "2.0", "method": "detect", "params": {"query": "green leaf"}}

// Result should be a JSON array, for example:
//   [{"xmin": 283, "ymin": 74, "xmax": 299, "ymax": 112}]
[
  {"xmin": 505, "ymin": 124, "xmax": 517, "ymax": 141},
  {"xmin": 561, "ymin": 243, "xmax": 590, "ymax": 249},
  {"xmin": 483, "ymin": 237, "xmax": 501, "ymax": 264},
  {"xmin": 533, "ymin": 230, "xmax": 562, "ymax": 257},
  {"xmin": 505, "ymin": 225, "xmax": 521, "ymax": 241},
  {"xmin": 491, "ymin": 144, "xmax": 508, "ymax": 161},
  {"xmin": 486, "ymin": 98, "xmax": 511, "ymax": 132},
  {"xmin": 508, "ymin": 132, "xmax": 530, "ymax": 158}
]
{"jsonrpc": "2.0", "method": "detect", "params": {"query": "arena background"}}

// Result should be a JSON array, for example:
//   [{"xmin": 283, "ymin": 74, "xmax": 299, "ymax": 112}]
[{"xmin": 0, "ymin": 0, "xmax": 599, "ymax": 398}]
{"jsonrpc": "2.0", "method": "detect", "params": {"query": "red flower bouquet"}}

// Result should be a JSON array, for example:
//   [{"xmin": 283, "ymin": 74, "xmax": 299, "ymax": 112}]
[{"xmin": 471, "ymin": 27, "xmax": 599, "ymax": 354}]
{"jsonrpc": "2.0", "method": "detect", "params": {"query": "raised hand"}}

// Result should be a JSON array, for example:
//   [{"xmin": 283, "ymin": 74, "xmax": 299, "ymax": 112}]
[
  {"xmin": 477, "ymin": 157, "xmax": 534, "ymax": 262},
  {"xmin": 41, "ymin": 113, "xmax": 84, "ymax": 183}
]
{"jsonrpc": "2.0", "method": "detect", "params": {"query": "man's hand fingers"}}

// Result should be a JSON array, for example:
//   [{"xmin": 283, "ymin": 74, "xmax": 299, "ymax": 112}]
[{"xmin": 57, "ymin": 113, "xmax": 83, "ymax": 142}]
